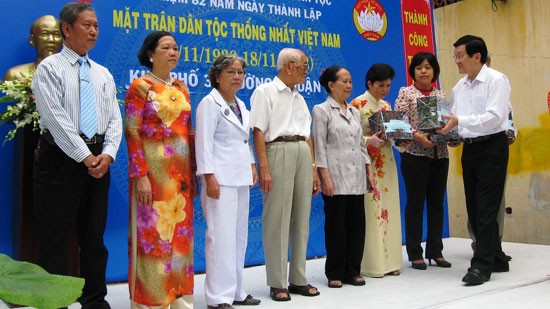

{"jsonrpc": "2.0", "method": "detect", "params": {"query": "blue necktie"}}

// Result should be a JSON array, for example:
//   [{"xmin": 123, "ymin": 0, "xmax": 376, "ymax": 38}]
[{"xmin": 78, "ymin": 57, "xmax": 97, "ymax": 139}]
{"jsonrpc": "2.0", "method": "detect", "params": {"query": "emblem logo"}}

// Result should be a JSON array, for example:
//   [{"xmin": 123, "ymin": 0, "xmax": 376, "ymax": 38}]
[{"xmin": 352, "ymin": 0, "xmax": 388, "ymax": 42}]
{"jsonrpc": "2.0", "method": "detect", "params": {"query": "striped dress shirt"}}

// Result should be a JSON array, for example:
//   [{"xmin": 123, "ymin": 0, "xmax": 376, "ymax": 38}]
[{"xmin": 32, "ymin": 46, "xmax": 122, "ymax": 162}]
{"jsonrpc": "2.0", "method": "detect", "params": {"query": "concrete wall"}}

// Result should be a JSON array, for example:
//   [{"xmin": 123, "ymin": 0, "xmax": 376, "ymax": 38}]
[{"xmin": 433, "ymin": 0, "xmax": 550, "ymax": 244}]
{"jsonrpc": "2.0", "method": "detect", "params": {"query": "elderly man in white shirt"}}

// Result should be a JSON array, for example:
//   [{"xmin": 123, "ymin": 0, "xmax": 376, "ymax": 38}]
[
  {"xmin": 439, "ymin": 35, "xmax": 511, "ymax": 286},
  {"xmin": 249, "ymin": 48, "xmax": 320, "ymax": 302}
]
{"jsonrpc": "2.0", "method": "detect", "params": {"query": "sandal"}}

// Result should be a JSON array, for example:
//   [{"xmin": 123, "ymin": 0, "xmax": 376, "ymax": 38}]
[
  {"xmin": 288, "ymin": 283, "xmax": 320, "ymax": 297},
  {"xmin": 269, "ymin": 287, "xmax": 291, "ymax": 302},
  {"xmin": 328, "ymin": 280, "xmax": 342, "ymax": 288},
  {"xmin": 344, "ymin": 276, "xmax": 366, "ymax": 286},
  {"xmin": 385, "ymin": 270, "xmax": 401, "ymax": 276}
]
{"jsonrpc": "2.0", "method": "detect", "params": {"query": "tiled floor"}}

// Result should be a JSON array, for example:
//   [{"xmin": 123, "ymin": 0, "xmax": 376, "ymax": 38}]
[{"xmin": 12, "ymin": 238, "xmax": 550, "ymax": 309}]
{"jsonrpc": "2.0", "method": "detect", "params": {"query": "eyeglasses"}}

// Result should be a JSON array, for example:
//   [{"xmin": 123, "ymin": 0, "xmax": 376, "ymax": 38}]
[
  {"xmin": 453, "ymin": 54, "xmax": 468, "ymax": 61},
  {"xmin": 223, "ymin": 70, "xmax": 245, "ymax": 76},
  {"xmin": 289, "ymin": 61, "xmax": 309, "ymax": 70},
  {"xmin": 452, "ymin": 54, "xmax": 473, "ymax": 62}
]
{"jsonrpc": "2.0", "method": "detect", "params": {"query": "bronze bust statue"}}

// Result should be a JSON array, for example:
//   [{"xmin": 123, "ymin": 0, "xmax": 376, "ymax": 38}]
[
  {"xmin": 3, "ymin": 15, "xmax": 63, "ymax": 269},
  {"xmin": 3, "ymin": 15, "xmax": 62, "ymax": 81}
]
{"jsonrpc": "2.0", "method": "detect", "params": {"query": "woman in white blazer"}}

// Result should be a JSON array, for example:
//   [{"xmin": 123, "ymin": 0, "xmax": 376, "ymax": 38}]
[{"xmin": 195, "ymin": 54, "xmax": 259, "ymax": 309}]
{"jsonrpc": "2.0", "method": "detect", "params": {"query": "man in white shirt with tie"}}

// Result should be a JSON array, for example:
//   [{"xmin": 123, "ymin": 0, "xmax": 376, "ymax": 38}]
[
  {"xmin": 439, "ymin": 35, "xmax": 510, "ymax": 286},
  {"xmin": 32, "ymin": 2, "xmax": 122, "ymax": 308}
]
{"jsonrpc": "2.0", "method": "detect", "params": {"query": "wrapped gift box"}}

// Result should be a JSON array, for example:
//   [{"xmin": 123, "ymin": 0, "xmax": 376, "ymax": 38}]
[
  {"xmin": 369, "ymin": 110, "xmax": 412, "ymax": 144},
  {"xmin": 429, "ymin": 127, "xmax": 463, "ymax": 143},
  {"xmin": 417, "ymin": 96, "xmax": 452, "ymax": 132},
  {"xmin": 506, "ymin": 111, "xmax": 516, "ymax": 140}
]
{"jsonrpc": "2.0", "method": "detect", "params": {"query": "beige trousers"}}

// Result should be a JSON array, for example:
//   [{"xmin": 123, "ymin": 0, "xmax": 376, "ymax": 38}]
[{"xmin": 262, "ymin": 141, "xmax": 313, "ymax": 288}]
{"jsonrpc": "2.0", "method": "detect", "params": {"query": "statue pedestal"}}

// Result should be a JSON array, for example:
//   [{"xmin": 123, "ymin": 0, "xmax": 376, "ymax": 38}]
[{"xmin": 12, "ymin": 125, "xmax": 79, "ymax": 276}]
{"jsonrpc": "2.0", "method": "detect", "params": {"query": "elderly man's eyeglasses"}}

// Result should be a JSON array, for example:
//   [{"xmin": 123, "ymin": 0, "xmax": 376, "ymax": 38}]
[{"xmin": 289, "ymin": 61, "xmax": 309, "ymax": 70}]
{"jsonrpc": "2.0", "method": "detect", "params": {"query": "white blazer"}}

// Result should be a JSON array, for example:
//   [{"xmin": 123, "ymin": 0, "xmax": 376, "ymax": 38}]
[{"xmin": 195, "ymin": 88, "xmax": 255, "ymax": 186}]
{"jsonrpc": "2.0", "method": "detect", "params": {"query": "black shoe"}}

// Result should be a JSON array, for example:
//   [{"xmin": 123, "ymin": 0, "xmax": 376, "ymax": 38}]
[
  {"xmin": 233, "ymin": 294, "xmax": 261, "ymax": 306},
  {"xmin": 493, "ymin": 262, "xmax": 510, "ymax": 272},
  {"xmin": 428, "ymin": 258, "xmax": 452, "ymax": 268},
  {"xmin": 411, "ymin": 260, "xmax": 427, "ymax": 270},
  {"xmin": 81, "ymin": 300, "xmax": 110, "ymax": 309},
  {"xmin": 505, "ymin": 255, "xmax": 512, "ymax": 261},
  {"xmin": 462, "ymin": 268, "xmax": 489, "ymax": 286},
  {"xmin": 208, "ymin": 304, "xmax": 234, "ymax": 309}
]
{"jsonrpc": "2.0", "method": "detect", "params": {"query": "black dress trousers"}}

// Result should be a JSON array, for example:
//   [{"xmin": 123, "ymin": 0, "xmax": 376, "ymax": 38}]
[
  {"xmin": 461, "ymin": 132, "xmax": 509, "ymax": 275},
  {"xmin": 33, "ymin": 136, "xmax": 111, "ymax": 308},
  {"xmin": 323, "ymin": 194, "xmax": 365, "ymax": 281},
  {"xmin": 400, "ymin": 152, "xmax": 449, "ymax": 261}
]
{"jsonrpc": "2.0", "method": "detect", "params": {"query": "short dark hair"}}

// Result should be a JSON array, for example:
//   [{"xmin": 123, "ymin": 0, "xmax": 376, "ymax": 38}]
[
  {"xmin": 408, "ymin": 52, "xmax": 440, "ymax": 83},
  {"xmin": 59, "ymin": 2, "xmax": 94, "ymax": 39},
  {"xmin": 365, "ymin": 63, "xmax": 395, "ymax": 89},
  {"xmin": 453, "ymin": 35, "xmax": 488, "ymax": 64},
  {"xmin": 319, "ymin": 66, "xmax": 345, "ymax": 94},
  {"xmin": 137, "ymin": 31, "xmax": 176, "ymax": 69},
  {"xmin": 208, "ymin": 54, "xmax": 247, "ymax": 89}
]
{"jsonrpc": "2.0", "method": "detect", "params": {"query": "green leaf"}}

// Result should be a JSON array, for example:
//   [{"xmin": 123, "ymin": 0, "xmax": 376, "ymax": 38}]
[{"xmin": 0, "ymin": 254, "xmax": 85, "ymax": 308}]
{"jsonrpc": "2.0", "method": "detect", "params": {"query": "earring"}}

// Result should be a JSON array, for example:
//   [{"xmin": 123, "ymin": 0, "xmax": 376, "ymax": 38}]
[{"xmin": 149, "ymin": 58, "xmax": 153, "ymax": 63}]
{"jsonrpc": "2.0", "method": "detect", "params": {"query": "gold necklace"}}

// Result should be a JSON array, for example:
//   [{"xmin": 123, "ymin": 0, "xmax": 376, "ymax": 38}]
[{"xmin": 149, "ymin": 72, "xmax": 173, "ymax": 87}]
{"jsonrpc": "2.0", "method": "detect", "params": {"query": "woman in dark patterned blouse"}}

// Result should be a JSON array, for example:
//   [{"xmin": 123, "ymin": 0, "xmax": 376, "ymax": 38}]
[{"xmin": 394, "ymin": 52, "xmax": 452, "ymax": 271}]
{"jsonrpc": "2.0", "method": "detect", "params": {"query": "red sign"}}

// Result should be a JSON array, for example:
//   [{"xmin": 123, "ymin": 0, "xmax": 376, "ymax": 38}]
[{"xmin": 400, "ymin": 0, "xmax": 436, "ymax": 86}]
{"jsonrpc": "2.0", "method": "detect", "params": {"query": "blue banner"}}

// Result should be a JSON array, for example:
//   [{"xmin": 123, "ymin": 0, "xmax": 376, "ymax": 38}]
[{"xmin": 0, "ymin": 0, "xmax": 446, "ymax": 282}]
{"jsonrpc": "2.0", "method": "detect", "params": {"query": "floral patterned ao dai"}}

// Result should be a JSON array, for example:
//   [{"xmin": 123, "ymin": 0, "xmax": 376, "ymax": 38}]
[
  {"xmin": 351, "ymin": 90, "xmax": 403, "ymax": 277},
  {"xmin": 125, "ymin": 78, "xmax": 195, "ymax": 306}
]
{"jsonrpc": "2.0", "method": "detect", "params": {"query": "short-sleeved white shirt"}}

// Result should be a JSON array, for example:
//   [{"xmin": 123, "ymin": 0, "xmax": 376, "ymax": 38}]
[{"xmin": 249, "ymin": 76, "xmax": 311, "ymax": 142}]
